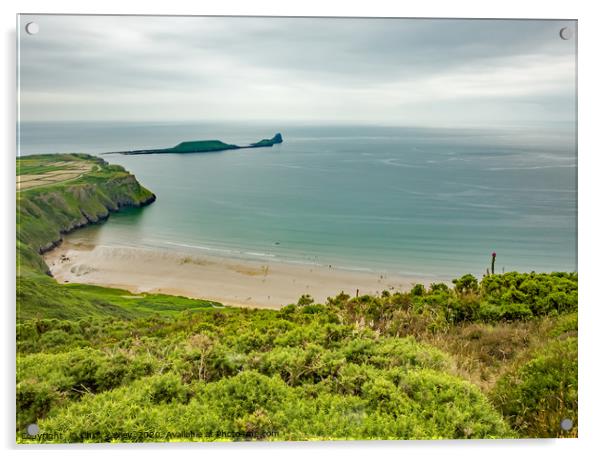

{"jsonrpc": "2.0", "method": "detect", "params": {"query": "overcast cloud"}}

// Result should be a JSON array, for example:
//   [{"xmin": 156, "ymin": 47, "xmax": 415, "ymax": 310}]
[{"xmin": 18, "ymin": 15, "xmax": 576, "ymax": 127}]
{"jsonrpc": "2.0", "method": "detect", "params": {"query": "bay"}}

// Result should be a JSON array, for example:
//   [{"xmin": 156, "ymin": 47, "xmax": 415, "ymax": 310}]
[{"xmin": 19, "ymin": 121, "xmax": 577, "ymax": 279}]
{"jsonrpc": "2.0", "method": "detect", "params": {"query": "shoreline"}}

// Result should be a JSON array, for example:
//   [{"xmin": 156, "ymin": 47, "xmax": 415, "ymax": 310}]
[{"xmin": 43, "ymin": 238, "xmax": 443, "ymax": 309}]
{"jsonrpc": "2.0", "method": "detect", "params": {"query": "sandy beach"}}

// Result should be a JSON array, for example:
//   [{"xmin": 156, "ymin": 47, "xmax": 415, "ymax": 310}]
[{"xmin": 44, "ymin": 238, "xmax": 438, "ymax": 309}]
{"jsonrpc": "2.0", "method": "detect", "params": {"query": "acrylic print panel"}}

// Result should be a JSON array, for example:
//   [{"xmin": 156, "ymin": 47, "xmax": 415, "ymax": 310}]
[{"xmin": 16, "ymin": 15, "xmax": 577, "ymax": 443}]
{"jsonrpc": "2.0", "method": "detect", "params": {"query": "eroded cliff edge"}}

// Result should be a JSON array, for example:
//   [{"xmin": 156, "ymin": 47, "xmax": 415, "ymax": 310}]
[{"xmin": 17, "ymin": 154, "xmax": 156, "ymax": 274}]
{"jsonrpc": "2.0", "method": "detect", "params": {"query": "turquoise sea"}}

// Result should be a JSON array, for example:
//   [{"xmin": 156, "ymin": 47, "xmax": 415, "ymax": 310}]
[{"xmin": 19, "ymin": 122, "xmax": 577, "ymax": 279}]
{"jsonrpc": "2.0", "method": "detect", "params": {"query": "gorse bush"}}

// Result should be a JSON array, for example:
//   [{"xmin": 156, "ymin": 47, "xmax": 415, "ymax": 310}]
[
  {"xmin": 16, "ymin": 272, "xmax": 577, "ymax": 442},
  {"xmin": 325, "ymin": 272, "xmax": 577, "ymax": 333},
  {"xmin": 491, "ymin": 337, "xmax": 578, "ymax": 438},
  {"xmin": 35, "ymin": 369, "xmax": 513, "ymax": 442},
  {"xmin": 549, "ymin": 312, "xmax": 577, "ymax": 338},
  {"xmin": 17, "ymin": 348, "xmax": 156, "ymax": 430}
]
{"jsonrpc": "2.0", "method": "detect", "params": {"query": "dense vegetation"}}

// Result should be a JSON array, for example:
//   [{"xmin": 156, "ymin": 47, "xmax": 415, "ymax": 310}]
[
  {"xmin": 16, "ymin": 156, "xmax": 578, "ymax": 442},
  {"xmin": 17, "ymin": 273, "xmax": 578, "ymax": 442}
]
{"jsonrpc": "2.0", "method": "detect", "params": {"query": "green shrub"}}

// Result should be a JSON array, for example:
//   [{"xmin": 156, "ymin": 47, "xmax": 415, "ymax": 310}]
[
  {"xmin": 297, "ymin": 294, "xmax": 314, "ymax": 306},
  {"xmin": 35, "ymin": 368, "xmax": 512, "ymax": 442},
  {"xmin": 490, "ymin": 337, "xmax": 577, "ymax": 437},
  {"xmin": 429, "ymin": 283, "xmax": 449, "ymax": 293},
  {"xmin": 410, "ymin": 284, "xmax": 426, "ymax": 296},
  {"xmin": 366, "ymin": 337, "xmax": 451, "ymax": 371},
  {"xmin": 16, "ymin": 380, "xmax": 61, "ymax": 431},
  {"xmin": 549, "ymin": 312, "xmax": 578, "ymax": 337},
  {"xmin": 148, "ymin": 373, "xmax": 191, "ymax": 404},
  {"xmin": 203, "ymin": 371, "xmax": 290, "ymax": 418},
  {"xmin": 445, "ymin": 297, "xmax": 480, "ymax": 323},
  {"xmin": 452, "ymin": 274, "xmax": 479, "ymax": 295},
  {"xmin": 499, "ymin": 303, "xmax": 534, "ymax": 321}
]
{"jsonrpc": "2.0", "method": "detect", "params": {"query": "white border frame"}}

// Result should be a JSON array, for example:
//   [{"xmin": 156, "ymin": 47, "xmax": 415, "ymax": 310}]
[{"xmin": 3, "ymin": 1, "xmax": 601, "ymax": 457}]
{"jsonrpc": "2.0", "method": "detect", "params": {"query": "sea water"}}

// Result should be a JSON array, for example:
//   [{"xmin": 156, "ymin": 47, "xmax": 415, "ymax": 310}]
[{"xmin": 19, "ymin": 121, "xmax": 577, "ymax": 279}]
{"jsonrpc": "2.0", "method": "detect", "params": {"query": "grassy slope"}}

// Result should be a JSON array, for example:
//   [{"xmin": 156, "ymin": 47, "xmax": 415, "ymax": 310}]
[
  {"xmin": 17, "ymin": 281, "xmax": 577, "ymax": 442},
  {"xmin": 18, "ymin": 154, "xmax": 155, "ymax": 261},
  {"xmin": 16, "ymin": 155, "xmax": 578, "ymax": 442},
  {"xmin": 16, "ymin": 154, "xmax": 220, "ymax": 320}
]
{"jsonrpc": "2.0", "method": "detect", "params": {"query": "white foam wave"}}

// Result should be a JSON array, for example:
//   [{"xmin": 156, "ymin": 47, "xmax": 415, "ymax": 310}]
[
  {"xmin": 164, "ymin": 241, "xmax": 235, "ymax": 255},
  {"xmin": 487, "ymin": 164, "xmax": 576, "ymax": 171},
  {"xmin": 245, "ymin": 251, "xmax": 276, "ymax": 258},
  {"xmin": 379, "ymin": 158, "xmax": 424, "ymax": 168}
]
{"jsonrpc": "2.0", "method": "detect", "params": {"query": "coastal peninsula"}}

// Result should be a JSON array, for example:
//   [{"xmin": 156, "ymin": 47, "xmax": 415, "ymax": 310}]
[
  {"xmin": 17, "ymin": 154, "xmax": 156, "ymax": 274},
  {"xmin": 107, "ymin": 133, "xmax": 283, "ymax": 155}
]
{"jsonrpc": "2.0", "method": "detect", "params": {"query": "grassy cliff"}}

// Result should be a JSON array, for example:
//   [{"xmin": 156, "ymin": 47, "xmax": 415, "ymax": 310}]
[
  {"xmin": 17, "ymin": 154, "xmax": 156, "ymax": 274},
  {"xmin": 15, "ymin": 154, "xmax": 206, "ymax": 320}
]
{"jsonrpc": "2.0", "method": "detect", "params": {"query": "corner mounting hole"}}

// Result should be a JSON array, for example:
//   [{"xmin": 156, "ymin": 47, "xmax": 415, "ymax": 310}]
[
  {"xmin": 26, "ymin": 423, "xmax": 39, "ymax": 436},
  {"xmin": 559, "ymin": 27, "xmax": 573, "ymax": 40},
  {"xmin": 25, "ymin": 22, "xmax": 39, "ymax": 35},
  {"xmin": 560, "ymin": 418, "xmax": 573, "ymax": 431}
]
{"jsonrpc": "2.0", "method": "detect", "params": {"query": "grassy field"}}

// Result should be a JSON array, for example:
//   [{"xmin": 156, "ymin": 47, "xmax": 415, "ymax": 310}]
[
  {"xmin": 17, "ymin": 159, "xmax": 94, "ymax": 191},
  {"xmin": 16, "ymin": 155, "xmax": 578, "ymax": 442}
]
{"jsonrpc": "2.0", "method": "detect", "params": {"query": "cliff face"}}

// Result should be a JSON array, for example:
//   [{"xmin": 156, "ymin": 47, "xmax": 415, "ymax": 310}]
[
  {"xmin": 17, "ymin": 156, "xmax": 156, "ymax": 273},
  {"xmin": 249, "ymin": 133, "xmax": 283, "ymax": 148}
]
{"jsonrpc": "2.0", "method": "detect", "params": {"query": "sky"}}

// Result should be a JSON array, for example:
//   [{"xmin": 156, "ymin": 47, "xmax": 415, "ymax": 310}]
[{"xmin": 18, "ymin": 15, "xmax": 577, "ymax": 127}]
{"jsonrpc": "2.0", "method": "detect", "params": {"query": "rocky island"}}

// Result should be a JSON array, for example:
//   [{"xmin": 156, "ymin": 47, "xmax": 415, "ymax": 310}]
[{"xmin": 107, "ymin": 133, "xmax": 283, "ymax": 155}]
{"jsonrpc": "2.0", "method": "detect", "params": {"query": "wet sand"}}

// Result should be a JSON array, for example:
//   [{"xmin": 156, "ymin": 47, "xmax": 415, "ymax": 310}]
[{"xmin": 44, "ymin": 239, "xmax": 439, "ymax": 309}]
